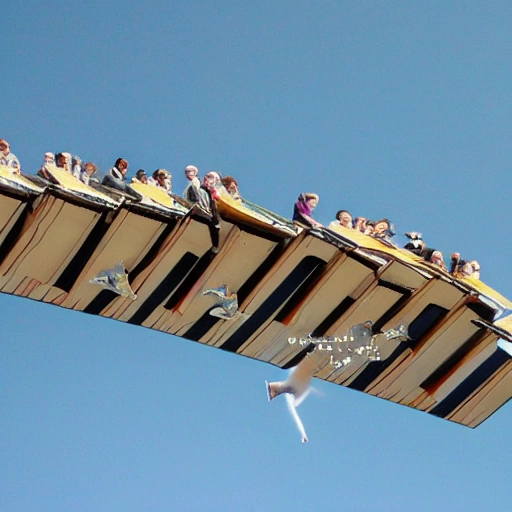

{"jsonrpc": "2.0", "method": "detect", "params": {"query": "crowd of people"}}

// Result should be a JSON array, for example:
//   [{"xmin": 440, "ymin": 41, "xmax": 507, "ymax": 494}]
[
  {"xmin": 0, "ymin": 138, "xmax": 480, "ymax": 279},
  {"xmin": 293, "ymin": 192, "xmax": 481, "ymax": 280}
]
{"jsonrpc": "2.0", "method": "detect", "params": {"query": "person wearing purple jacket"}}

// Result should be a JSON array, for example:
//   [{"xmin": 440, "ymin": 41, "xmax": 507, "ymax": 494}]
[{"xmin": 292, "ymin": 192, "xmax": 322, "ymax": 228}]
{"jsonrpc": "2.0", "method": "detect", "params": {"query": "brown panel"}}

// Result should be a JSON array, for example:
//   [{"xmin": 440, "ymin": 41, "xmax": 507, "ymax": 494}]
[
  {"xmin": 399, "ymin": 388, "xmax": 425, "ymax": 407},
  {"xmin": 112, "ymin": 217, "xmax": 213, "ymax": 323},
  {"xmin": 243, "ymin": 235, "xmax": 336, "ymax": 313},
  {"xmin": 0, "ymin": 196, "xmax": 99, "ymax": 294},
  {"xmin": 13, "ymin": 277, "xmax": 40, "ymax": 296},
  {"xmin": 0, "ymin": 196, "xmax": 26, "ymax": 246},
  {"xmin": 448, "ymin": 364, "xmax": 512, "ymax": 427},
  {"xmin": 61, "ymin": 209, "xmax": 169, "ymax": 311},
  {"xmin": 227, "ymin": 234, "xmax": 337, "ymax": 358},
  {"xmin": 380, "ymin": 259, "xmax": 428, "ymax": 290},
  {"xmin": 407, "ymin": 390, "xmax": 434, "ymax": 410},
  {"xmin": 255, "ymin": 255, "xmax": 375, "ymax": 365},
  {"xmin": 381, "ymin": 278, "xmax": 464, "ymax": 332},
  {"xmin": 332, "ymin": 357, "xmax": 370, "ymax": 385},
  {"xmin": 43, "ymin": 285, "xmax": 68, "ymax": 304},
  {"xmin": 199, "ymin": 312, "xmax": 252, "ymax": 346},
  {"xmin": 161, "ymin": 227, "xmax": 277, "ymax": 339},
  {"xmin": 426, "ymin": 332, "xmax": 499, "ymax": 404},
  {"xmin": 367, "ymin": 280, "xmax": 466, "ymax": 395},
  {"xmin": 329, "ymin": 286, "xmax": 402, "ymax": 336},
  {"xmin": 298, "ymin": 273, "xmax": 404, "ymax": 382},
  {"xmin": 377, "ymin": 307, "xmax": 481, "ymax": 403}
]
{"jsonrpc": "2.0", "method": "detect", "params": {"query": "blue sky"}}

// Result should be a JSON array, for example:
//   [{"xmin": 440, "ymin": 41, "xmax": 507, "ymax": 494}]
[{"xmin": 2, "ymin": 2, "xmax": 512, "ymax": 511}]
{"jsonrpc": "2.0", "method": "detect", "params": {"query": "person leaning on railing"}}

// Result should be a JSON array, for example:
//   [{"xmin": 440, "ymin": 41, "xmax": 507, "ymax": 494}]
[
  {"xmin": 292, "ymin": 193, "xmax": 322, "ymax": 228},
  {"xmin": 403, "ymin": 232, "xmax": 446, "ymax": 269}
]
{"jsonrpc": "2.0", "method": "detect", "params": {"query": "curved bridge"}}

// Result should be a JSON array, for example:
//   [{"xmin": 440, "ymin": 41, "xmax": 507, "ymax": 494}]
[{"xmin": 1, "ymin": 164, "xmax": 512, "ymax": 428}]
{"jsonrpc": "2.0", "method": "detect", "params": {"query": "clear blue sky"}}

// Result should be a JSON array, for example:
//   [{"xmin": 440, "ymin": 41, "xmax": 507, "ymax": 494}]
[{"xmin": 2, "ymin": 2, "xmax": 512, "ymax": 511}]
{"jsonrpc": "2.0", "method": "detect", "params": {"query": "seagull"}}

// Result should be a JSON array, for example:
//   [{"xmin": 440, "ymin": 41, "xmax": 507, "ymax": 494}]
[{"xmin": 266, "ymin": 354, "xmax": 316, "ymax": 443}]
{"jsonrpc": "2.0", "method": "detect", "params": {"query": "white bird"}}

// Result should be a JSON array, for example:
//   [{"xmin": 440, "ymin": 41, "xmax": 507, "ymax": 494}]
[{"xmin": 265, "ymin": 354, "xmax": 316, "ymax": 443}]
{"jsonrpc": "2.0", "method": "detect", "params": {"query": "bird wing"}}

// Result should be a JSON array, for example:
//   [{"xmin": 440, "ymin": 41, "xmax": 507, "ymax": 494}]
[{"xmin": 285, "ymin": 393, "xmax": 309, "ymax": 443}]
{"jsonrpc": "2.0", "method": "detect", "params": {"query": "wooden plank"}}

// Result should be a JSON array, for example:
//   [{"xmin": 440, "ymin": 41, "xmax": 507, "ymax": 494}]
[
  {"xmin": 427, "ymin": 332, "xmax": 499, "ymax": 404},
  {"xmin": 379, "ymin": 259, "xmax": 428, "ymax": 290},
  {"xmin": 0, "ymin": 197, "xmax": 99, "ymax": 293},
  {"xmin": 61, "ymin": 209, "xmax": 169, "ymax": 311},
  {"xmin": 0, "ymin": 195, "xmax": 26, "ymax": 246},
  {"xmin": 160, "ymin": 227, "xmax": 277, "ymax": 339},
  {"xmin": 328, "ymin": 285, "xmax": 403, "ymax": 336},
  {"xmin": 255, "ymin": 254, "xmax": 375, "ymax": 365},
  {"xmin": 450, "ymin": 363, "xmax": 512, "ymax": 427},
  {"xmin": 111, "ymin": 218, "xmax": 213, "ymax": 325},
  {"xmin": 223, "ymin": 233, "xmax": 337, "ymax": 356},
  {"xmin": 366, "ymin": 280, "xmax": 466, "ymax": 395},
  {"xmin": 377, "ymin": 307, "xmax": 481, "ymax": 403}
]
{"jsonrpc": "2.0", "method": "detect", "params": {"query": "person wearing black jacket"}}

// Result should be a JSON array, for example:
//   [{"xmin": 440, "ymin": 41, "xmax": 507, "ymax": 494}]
[
  {"xmin": 404, "ymin": 232, "xmax": 445, "ymax": 268},
  {"xmin": 102, "ymin": 158, "xmax": 141, "ymax": 201}
]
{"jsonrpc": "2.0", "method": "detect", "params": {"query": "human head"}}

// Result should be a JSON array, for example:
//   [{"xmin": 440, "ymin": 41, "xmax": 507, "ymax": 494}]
[
  {"xmin": 44, "ymin": 152, "xmax": 55, "ymax": 165},
  {"xmin": 203, "ymin": 171, "xmax": 221, "ymax": 190},
  {"xmin": 470, "ymin": 260, "xmax": 481, "ymax": 279},
  {"xmin": 136, "ymin": 169, "xmax": 147, "ymax": 183},
  {"xmin": 72, "ymin": 155, "xmax": 82, "ymax": 166},
  {"xmin": 0, "ymin": 139, "xmax": 10, "ymax": 156},
  {"xmin": 372, "ymin": 219, "xmax": 390, "ymax": 235},
  {"xmin": 336, "ymin": 209, "xmax": 353, "ymax": 228},
  {"xmin": 184, "ymin": 165, "xmax": 198, "ymax": 181},
  {"xmin": 221, "ymin": 176, "xmax": 239, "ymax": 195},
  {"xmin": 84, "ymin": 162, "xmax": 98, "ymax": 176},
  {"xmin": 63, "ymin": 153, "xmax": 72, "ymax": 169},
  {"xmin": 354, "ymin": 216, "xmax": 367, "ymax": 232},
  {"xmin": 430, "ymin": 250, "xmax": 445, "ymax": 267},
  {"xmin": 152, "ymin": 168, "xmax": 168, "ymax": 179},
  {"xmin": 115, "ymin": 158, "xmax": 129, "ymax": 175},
  {"xmin": 55, "ymin": 152, "xmax": 71, "ymax": 168},
  {"xmin": 155, "ymin": 169, "xmax": 171, "ymax": 190},
  {"xmin": 303, "ymin": 193, "xmax": 319, "ymax": 209}
]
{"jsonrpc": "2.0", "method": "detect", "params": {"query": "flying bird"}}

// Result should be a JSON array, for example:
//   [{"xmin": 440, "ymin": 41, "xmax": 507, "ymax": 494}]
[{"xmin": 266, "ymin": 354, "xmax": 316, "ymax": 443}]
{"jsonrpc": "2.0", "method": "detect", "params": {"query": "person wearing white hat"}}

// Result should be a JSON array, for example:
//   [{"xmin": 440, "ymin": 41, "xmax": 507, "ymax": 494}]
[{"xmin": 183, "ymin": 164, "xmax": 201, "ymax": 201}]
